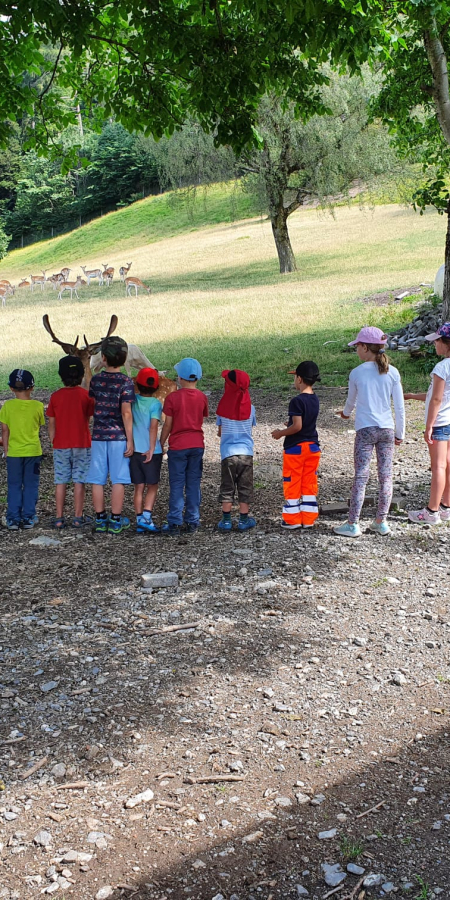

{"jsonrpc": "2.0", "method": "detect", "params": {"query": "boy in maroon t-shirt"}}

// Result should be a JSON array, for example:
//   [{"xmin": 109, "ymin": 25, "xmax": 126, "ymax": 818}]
[
  {"xmin": 160, "ymin": 357, "xmax": 209, "ymax": 535},
  {"xmin": 47, "ymin": 356, "xmax": 95, "ymax": 528}
]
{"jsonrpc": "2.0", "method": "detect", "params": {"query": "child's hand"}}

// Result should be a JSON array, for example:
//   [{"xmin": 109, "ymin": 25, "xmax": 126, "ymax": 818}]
[
  {"xmin": 424, "ymin": 427, "xmax": 434, "ymax": 445},
  {"xmin": 404, "ymin": 392, "xmax": 413, "ymax": 400},
  {"xmin": 394, "ymin": 437, "xmax": 403, "ymax": 446},
  {"xmin": 124, "ymin": 441, "xmax": 134, "ymax": 458},
  {"xmin": 142, "ymin": 450, "xmax": 153, "ymax": 464},
  {"xmin": 336, "ymin": 410, "xmax": 350, "ymax": 419},
  {"xmin": 271, "ymin": 429, "xmax": 283, "ymax": 440}
]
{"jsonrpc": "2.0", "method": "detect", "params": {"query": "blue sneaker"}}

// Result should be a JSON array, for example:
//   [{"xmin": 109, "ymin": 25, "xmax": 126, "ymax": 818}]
[
  {"xmin": 161, "ymin": 523, "xmax": 182, "ymax": 536},
  {"xmin": 237, "ymin": 516, "xmax": 256, "ymax": 532},
  {"xmin": 6, "ymin": 520, "xmax": 20, "ymax": 531},
  {"xmin": 218, "ymin": 518, "xmax": 232, "ymax": 532},
  {"xmin": 369, "ymin": 519, "xmax": 391, "ymax": 536},
  {"xmin": 94, "ymin": 515, "xmax": 109, "ymax": 533},
  {"xmin": 136, "ymin": 513, "xmax": 161, "ymax": 534},
  {"xmin": 333, "ymin": 521, "xmax": 361, "ymax": 538},
  {"xmin": 22, "ymin": 515, "xmax": 39, "ymax": 530},
  {"xmin": 108, "ymin": 516, "xmax": 130, "ymax": 535}
]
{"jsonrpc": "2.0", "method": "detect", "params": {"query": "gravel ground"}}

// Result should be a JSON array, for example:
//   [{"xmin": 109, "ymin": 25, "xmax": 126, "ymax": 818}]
[{"xmin": 1, "ymin": 386, "xmax": 449, "ymax": 900}]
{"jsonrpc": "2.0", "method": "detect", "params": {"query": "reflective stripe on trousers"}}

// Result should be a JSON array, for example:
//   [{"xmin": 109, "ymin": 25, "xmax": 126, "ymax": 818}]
[{"xmin": 282, "ymin": 442, "xmax": 320, "ymax": 526}]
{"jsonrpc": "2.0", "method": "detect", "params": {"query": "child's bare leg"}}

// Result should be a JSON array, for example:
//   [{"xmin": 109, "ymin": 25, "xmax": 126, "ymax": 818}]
[
  {"xmin": 55, "ymin": 484, "xmax": 66, "ymax": 519},
  {"xmin": 441, "ymin": 441, "xmax": 450, "ymax": 507},
  {"xmin": 222, "ymin": 502, "xmax": 232, "ymax": 513},
  {"xmin": 92, "ymin": 484, "xmax": 105, "ymax": 514},
  {"xmin": 73, "ymin": 483, "xmax": 85, "ymax": 518},
  {"xmin": 239, "ymin": 502, "xmax": 249, "ymax": 514},
  {"xmin": 134, "ymin": 484, "xmax": 144, "ymax": 515},
  {"xmin": 144, "ymin": 484, "xmax": 158, "ymax": 511},
  {"xmin": 111, "ymin": 483, "xmax": 125, "ymax": 515},
  {"xmin": 429, "ymin": 441, "xmax": 448, "ymax": 510}
]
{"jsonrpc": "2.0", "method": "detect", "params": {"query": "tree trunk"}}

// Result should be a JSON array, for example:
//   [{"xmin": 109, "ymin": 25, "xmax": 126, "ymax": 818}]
[
  {"xmin": 443, "ymin": 198, "xmax": 450, "ymax": 322},
  {"xmin": 270, "ymin": 207, "xmax": 297, "ymax": 273}
]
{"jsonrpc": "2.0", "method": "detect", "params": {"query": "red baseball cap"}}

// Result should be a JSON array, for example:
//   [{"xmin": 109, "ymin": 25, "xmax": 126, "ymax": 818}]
[{"xmin": 136, "ymin": 367, "xmax": 159, "ymax": 389}]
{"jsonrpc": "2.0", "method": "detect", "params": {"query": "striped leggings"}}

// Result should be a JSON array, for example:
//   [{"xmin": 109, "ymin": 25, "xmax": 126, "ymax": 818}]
[{"xmin": 348, "ymin": 426, "xmax": 394, "ymax": 524}]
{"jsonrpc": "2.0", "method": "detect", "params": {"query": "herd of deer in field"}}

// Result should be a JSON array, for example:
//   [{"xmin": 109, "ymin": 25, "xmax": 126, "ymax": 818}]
[{"xmin": 0, "ymin": 261, "xmax": 152, "ymax": 307}]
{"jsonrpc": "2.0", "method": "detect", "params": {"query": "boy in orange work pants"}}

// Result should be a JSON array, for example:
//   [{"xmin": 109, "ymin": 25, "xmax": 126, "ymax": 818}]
[{"xmin": 272, "ymin": 361, "xmax": 321, "ymax": 529}]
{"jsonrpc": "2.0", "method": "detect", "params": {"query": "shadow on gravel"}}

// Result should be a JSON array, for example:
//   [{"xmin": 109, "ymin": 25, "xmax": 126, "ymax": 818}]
[{"xmin": 102, "ymin": 725, "xmax": 450, "ymax": 899}]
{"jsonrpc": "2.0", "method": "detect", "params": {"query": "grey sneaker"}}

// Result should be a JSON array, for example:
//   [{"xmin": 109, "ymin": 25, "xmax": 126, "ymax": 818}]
[{"xmin": 408, "ymin": 508, "xmax": 440, "ymax": 525}]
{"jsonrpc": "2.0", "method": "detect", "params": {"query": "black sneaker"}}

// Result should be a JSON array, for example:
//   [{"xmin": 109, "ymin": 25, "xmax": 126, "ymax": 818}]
[
  {"xmin": 161, "ymin": 523, "xmax": 182, "ymax": 536},
  {"xmin": 184, "ymin": 523, "xmax": 200, "ymax": 534}
]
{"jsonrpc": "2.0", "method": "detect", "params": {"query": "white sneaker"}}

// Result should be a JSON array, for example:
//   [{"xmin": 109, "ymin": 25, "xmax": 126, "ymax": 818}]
[
  {"xmin": 280, "ymin": 520, "xmax": 303, "ymax": 530},
  {"xmin": 408, "ymin": 507, "xmax": 440, "ymax": 525},
  {"xmin": 333, "ymin": 521, "xmax": 361, "ymax": 538},
  {"xmin": 440, "ymin": 505, "xmax": 450, "ymax": 522}
]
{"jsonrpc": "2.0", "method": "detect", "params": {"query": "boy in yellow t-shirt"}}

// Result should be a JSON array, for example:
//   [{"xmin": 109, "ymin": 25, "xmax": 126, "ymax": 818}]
[{"xmin": 0, "ymin": 369, "xmax": 45, "ymax": 530}]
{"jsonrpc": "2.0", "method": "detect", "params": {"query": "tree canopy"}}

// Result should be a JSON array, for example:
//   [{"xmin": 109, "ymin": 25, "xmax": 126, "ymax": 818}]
[{"xmin": 1, "ymin": 0, "xmax": 386, "ymax": 160}]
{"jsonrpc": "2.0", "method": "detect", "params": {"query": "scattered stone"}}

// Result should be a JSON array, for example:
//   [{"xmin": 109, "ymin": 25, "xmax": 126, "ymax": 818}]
[
  {"xmin": 34, "ymin": 829, "xmax": 51, "ymax": 847},
  {"xmin": 295, "ymin": 792, "xmax": 311, "ymax": 805},
  {"xmin": 296, "ymin": 887, "xmax": 309, "ymax": 897},
  {"xmin": 363, "ymin": 873, "xmax": 385, "ymax": 887},
  {"xmin": 318, "ymin": 828, "xmax": 337, "ymax": 840},
  {"xmin": 321, "ymin": 863, "xmax": 346, "ymax": 887},
  {"xmin": 95, "ymin": 888, "xmax": 114, "ymax": 900},
  {"xmin": 141, "ymin": 572, "xmax": 178, "ymax": 588},
  {"xmin": 242, "ymin": 830, "xmax": 263, "ymax": 843},
  {"xmin": 125, "ymin": 788, "xmax": 154, "ymax": 809},
  {"xmin": 347, "ymin": 863, "xmax": 365, "ymax": 875},
  {"xmin": 382, "ymin": 884, "xmax": 395, "ymax": 894},
  {"xmin": 29, "ymin": 535, "xmax": 61, "ymax": 548},
  {"xmin": 274, "ymin": 796, "xmax": 292, "ymax": 808},
  {"xmin": 40, "ymin": 681, "xmax": 58, "ymax": 693},
  {"xmin": 51, "ymin": 763, "xmax": 66, "ymax": 780},
  {"xmin": 392, "ymin": 672, "xmax": 407, "ymax": 686}
]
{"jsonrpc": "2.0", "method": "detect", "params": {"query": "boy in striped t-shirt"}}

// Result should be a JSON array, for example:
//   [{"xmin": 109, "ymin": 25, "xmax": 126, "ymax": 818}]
[{"xmin": 216, "ymin": 369, "xmax": 257, "ymax": 532}]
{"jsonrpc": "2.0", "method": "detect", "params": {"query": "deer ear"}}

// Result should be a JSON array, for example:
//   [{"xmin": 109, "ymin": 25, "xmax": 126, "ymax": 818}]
[{"xmin": 106, "ymin": 314, "xmax": 118, "ymax": 337}]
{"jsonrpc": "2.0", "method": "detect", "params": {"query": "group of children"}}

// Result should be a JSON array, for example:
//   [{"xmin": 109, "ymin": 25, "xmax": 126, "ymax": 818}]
[{"xmin": 2, "ymin": 322, "xmax": 450, "ymax": 536}]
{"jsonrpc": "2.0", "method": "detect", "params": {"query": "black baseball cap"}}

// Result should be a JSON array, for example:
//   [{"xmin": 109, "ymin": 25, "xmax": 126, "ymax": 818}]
[
  {"xmin": 8, "ymin": 369, "xmax": 35, "ymax": 389},
  {"xmin": 58, "ymin": 355, "xmax": 84, "ymax": 380},
  {"xmin": 288, "ymin": 361, "xmax": 321, "ymax": 383}
]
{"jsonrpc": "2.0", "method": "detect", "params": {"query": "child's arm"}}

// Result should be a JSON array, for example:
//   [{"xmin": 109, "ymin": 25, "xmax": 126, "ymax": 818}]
[
  {"xmin": 121, "ymin": 401, "xmax": 134, "ymax": 457},
  {"xmin": 47, "ymin": 417, "xmax": 56, "ymax": 445},
  {"xmin": 1, "ymin": 423, "xmax": 9, "ymax": 456},
  {"xmin": 424, "ymin": 375, "xmax": 445, "ymax": 445},
  {"xmin": 272, "ymin": 416, "xmax": 302, "ymax": 440},
  {"xmin": 160, "ymin": 415, "xmax": 173, "ymax": 448},
  {"xmin": 217, "ymin": 425, "xmax": 222, "ymax": 437},
  {"xmin": 142, "ymin": 418, "xmax": 158, "ymax": 463},
  {"xmin": 404, "ymin": 392, "xmax": 427, "ymax": 401},
  {"xmin": 392, "ymin": 378, "xmax": 405, "ymax": 445},
  {"xmin": 338, "ymin": 373, "xmax": 357, "ymax": 419}
]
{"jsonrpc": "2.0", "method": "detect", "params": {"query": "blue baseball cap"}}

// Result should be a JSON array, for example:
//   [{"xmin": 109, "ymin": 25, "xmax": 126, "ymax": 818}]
[
  {"xmin": 174, "ymin": 358, "xmax": 202, "ymax": 381},
  {"xmin": 8, "ymin": 369, "xmax": 35, "ymax": 389}
]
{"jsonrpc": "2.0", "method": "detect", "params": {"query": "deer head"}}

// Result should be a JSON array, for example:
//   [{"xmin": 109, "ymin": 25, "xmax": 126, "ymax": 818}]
[{"xmin": 43, "ymin": 314, "xmax": 118, "ymax": 388}]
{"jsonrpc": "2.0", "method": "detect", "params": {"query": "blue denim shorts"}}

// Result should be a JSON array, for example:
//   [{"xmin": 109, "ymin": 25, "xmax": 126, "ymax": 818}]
[
  {"xmin": 432, "ymin": 424, "xmax": 450, "ymax": 441},
  {"xmin": 53, "ymin": 448, "xmax": 91, "ymax": 484}
]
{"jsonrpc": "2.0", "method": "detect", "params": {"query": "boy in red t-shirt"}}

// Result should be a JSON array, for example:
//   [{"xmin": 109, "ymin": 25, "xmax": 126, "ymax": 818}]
[
  {"xmin": 160, "ymin": 357, "xmax": 209, "ymax": 535},
  {"xmin": 47, "ymin": 356, "xmax": 95, "ymax": 528}
]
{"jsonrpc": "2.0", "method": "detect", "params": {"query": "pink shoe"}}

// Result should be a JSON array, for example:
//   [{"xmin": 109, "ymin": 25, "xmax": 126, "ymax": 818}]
[{"xmin": 408, "ymin": 507, "xmax": 440, "ymax": 525}]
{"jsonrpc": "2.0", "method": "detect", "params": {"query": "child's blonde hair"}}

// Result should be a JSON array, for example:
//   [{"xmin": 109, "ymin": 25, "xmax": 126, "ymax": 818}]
[{"xmin": 366, "ymin": 343, "xmax": 389, "ymax": 375}]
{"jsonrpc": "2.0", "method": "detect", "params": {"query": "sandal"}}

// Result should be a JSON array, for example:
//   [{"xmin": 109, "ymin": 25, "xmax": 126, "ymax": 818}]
[
  {"xmin": 51, "ymin": 517, "xmax": 66, "ymax": 530},
  {"xmin": 72, "ymin": 515, "xmax": 93, "ymax": 528}
]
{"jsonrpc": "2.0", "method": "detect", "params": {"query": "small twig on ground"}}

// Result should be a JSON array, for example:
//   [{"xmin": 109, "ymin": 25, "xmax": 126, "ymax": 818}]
[
  {"xmin": 20, "ymin": 756, "xmax": 48, "ymax": 780},
  {"xmin": 146, "ymin": 621, "xmax": 202, "ymax": 636},
  {"xmin": 341, "ymin": 875, "xmax": 366, "ymax": 899},
  {"xmin": 156, "ymin": 771, "xmax": 176, "ymax": 779},
  {"xmin": 56, "ymin": 781, "xmax": 90, "ymax": 791},
  {"xmin": 322, "ymin": 885, "xmax": 346, "ymax": 899},
  {"xmin": 2, "ymin": 735, "xmax": 27, "ymax": 745},
  {"xmin": 184, "ymin": 774, "xmax": 246, "ymax": 784},
  {"xmin": 356, "ymin": 799, "xmax": 386, "ymax": 818}
]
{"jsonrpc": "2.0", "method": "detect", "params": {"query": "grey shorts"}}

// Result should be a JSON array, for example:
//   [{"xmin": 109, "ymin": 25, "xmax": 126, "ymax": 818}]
[
  {"xmin": 53, "ymin": 448, "xmax": 91, "ymax": 484},
  {"xmin": 219, "ymin": 455, "xmax": 254, "ymax": 504}
]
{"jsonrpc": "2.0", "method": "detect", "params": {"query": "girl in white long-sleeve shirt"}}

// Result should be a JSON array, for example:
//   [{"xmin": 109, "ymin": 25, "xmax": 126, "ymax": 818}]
[{"xmin": 334, "ymin": 326, "xmax": 405, "ymax": 538}]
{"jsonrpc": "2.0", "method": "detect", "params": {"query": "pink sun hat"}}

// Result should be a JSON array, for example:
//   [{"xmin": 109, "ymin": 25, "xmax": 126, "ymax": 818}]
[{"xmin": 348, "ymin": 326, "xmax": 388, "ymax": 347}]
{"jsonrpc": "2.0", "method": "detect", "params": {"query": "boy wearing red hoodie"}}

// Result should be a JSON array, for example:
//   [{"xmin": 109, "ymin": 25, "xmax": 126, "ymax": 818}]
[{"xmin": 216, "ymin": 369, "xmax": 257, "ymax": 532}]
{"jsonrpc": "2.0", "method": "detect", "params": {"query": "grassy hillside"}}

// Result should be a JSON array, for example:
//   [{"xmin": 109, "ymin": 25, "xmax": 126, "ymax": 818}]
[
  {"xmin": 0, "ymin": 186, "xmax": 445, "ymax": 393},
  {"xmin": 0, "ymin": 182, "xmax": 259, "ymax": 278}
]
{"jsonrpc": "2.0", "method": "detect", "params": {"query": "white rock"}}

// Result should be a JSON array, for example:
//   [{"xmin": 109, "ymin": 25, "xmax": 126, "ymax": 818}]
[
  {"xmin": 141, "ymin": 572, "xmax": 178, "ymax": 588},
  {"xmin": 34, "ymin": 829, "xmax": 51, "ymax": 847},
  {"xmin": 95, "ymin": 888, "xmax": 114, "ymax": 900},
  {"xmin": 275, "ymin": 796, "xmax": 292, "ymax": 808},
  {"xmin": 242, "ymin": 830, "xmax": 263, "ymax": 843},
  {"xmin": 29, "ymin": 535, "xmax": 61, "ymax": 548},
  {"xmin": 125, "ymin": 788, "xmax": 154, "ymax": 809},
  {"xmin": 318, "ymin": 828, "xmax": 337, "ymax": 839}
]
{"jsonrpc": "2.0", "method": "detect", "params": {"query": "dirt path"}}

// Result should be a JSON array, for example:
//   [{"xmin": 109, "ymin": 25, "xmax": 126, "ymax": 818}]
[{"xmin": 1, "ymin": 389, "xmax": 449, "ymax": 900}]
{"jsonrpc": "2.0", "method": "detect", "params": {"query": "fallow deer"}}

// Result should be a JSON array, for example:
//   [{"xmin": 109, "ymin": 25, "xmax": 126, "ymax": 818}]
[
  {"xmin": 102, "ymin": 264, "xmax": 115, "ymax": 286},
  {"xmin": 125, "ymin": 277, "xmax": 151, "ymax": 297},
  {"xmin": 18, "ymin": 279, "xmax": 30, "ymax": 289},
  {"xmin": 90, "ymin": 343, "xmax": 155, "ymax": 377},
  {"xmin": 57, "ymin": 275, "xmax": 83, "ymax": 301},
  {"xmin": 81, "ymin": 265, "xmax": 104, "ymax": 287},
  {"xmin": 42, "ymin": 313, "xmax": 119, "ymax": 389},
  {"xmin": 119, "ymin": 262, "xmax": 132, "ymax": 282},
  {"xmin": 60, "ymin": 267, "xmax": 71, "ymax": 280},
  {"xmin": 30, "ymin": 271, "xmax": 47, "ymax": 291}
]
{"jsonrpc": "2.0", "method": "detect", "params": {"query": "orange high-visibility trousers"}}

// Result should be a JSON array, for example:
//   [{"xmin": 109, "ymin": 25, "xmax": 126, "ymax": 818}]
[{"xmin": 282, "ymin": 441, "xmax": 321, "ymax": 527}]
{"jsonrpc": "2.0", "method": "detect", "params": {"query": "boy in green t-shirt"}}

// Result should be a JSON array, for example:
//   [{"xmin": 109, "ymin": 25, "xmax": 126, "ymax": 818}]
[{"xmin": 0, "ymin": 369, "xmax": 45, "ymax": 530}]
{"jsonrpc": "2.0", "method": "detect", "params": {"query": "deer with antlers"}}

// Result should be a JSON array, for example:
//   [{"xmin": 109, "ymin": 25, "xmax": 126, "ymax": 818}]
[
  {"xmin": 119, "ymin": 262, "xmax": 132, "ymax": 282},
  {"xmin": 81, "ymin": 265, "xmax": 104, "ymax": 287},
  {"xmin": 42, "ymin": 314, "xmax": 177, "ymax": 403},
  {"xmin": 30, "ymin": 271, "xmax": 47, "ymax": 291}
]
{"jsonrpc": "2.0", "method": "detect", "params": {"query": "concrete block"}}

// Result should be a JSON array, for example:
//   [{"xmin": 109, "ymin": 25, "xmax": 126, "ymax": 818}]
[{"xmin": 141, "ymin": 571, "xmax": 179, "ymax": 589}]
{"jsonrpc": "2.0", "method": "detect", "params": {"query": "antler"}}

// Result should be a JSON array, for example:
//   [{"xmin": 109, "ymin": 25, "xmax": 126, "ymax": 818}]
[
  {"xmin": 42, "ymin": 314, "xmax": 80, "ymax": 355},
  {"xmin": 84, "ymin": 315, "xmax": 119, "ymax": 354}
]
